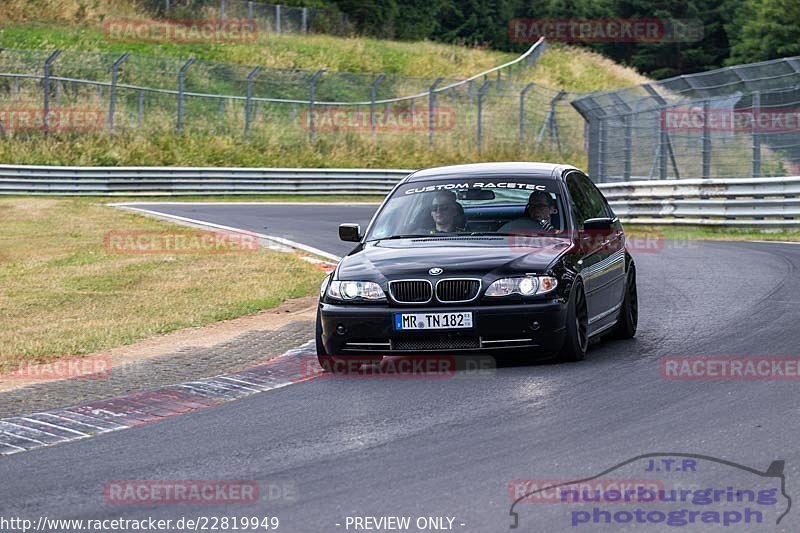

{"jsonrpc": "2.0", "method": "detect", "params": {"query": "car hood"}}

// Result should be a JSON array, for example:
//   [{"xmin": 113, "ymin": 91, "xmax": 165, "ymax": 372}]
[{"xmin": 336, "ymin": 236, "xmax": 572, "ymax": 281}]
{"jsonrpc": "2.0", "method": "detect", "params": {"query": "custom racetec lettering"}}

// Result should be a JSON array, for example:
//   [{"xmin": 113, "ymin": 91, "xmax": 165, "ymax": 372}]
[{"xmin": 403, "ymin": 182, "xmax": 548, "ymax": 195}]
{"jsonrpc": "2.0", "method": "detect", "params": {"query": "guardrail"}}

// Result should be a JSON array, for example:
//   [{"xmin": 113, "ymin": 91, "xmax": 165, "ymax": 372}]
[
  {"xmin": 2, "ymin": 165, "xmax": 799, "ymax": 226},
  {"xmin": 598, "ymin": 176, "xmax": 800, "ymax": 226},
  {"xmin": 0, "ymin": 165, "xmax": 412, "ymax": 195}
]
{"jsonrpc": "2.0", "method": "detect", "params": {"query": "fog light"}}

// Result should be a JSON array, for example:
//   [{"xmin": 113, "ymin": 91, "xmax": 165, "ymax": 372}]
[
  {"xmin": 530, "ymin": 321, "xmax": 540, "ymax": 331},
  {"xmin": 336, "ymin": 324, "xmax": 347, "ymax": 335}
]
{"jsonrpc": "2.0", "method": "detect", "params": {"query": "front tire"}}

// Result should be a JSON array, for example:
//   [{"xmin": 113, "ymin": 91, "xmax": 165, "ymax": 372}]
[
  {"xmin": 556, "ymin": 281, "xmax": 589, "ymax": 362},
  {"xmin": 612, "ymin": 263, "xmax": 638, "ymax": 339}
]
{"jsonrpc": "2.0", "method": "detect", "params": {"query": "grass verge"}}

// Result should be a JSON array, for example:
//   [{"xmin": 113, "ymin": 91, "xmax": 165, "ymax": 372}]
[
  {"xmin": 628, "ymin": 224, "xmax": 800, "ymax": 243},
  {"xmin": 0, "ymin": 197, "xmax": 327, "ymax": 369},
  {"xmin": 0, "ymin": 130, "xmax": 589, "ymax": 169}
]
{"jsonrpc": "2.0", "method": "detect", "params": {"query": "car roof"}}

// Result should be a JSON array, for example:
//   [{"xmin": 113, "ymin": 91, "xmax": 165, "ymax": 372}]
[{"xmin": 404, "ymin": 162, "xmax": 581, "ymax": 183}]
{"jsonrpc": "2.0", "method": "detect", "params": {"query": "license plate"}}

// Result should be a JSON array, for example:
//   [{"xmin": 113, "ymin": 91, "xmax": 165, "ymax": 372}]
[{"xmin": 394, "ymin": 312, "xmax": 473, "ymax": 330}]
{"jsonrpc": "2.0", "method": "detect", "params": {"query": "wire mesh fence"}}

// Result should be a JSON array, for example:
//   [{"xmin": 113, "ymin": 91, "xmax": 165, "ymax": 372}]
[
  {"xmin": 572, "ymin": 57, "xmax": 800, "ymax": 181},
  {"xmin": 3, "ymin": 38, "xmax": 795, "ymax": 182},
  {"xmin": 0, "ymin": 40, "xmax": 588, "ymax": 158}
]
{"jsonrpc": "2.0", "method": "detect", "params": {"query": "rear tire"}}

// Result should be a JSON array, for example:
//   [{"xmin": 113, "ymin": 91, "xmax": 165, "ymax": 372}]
[
  {"xmin": 315, "ymin": 312, "xmax": 382, "ymax": 373},
  {"xmin": 612, "ymin": 263, "xmax": 638, "ymax": 339},
  {"xmin": 556, "ymin": 282, "xmax": 589, "ymax": 363}
]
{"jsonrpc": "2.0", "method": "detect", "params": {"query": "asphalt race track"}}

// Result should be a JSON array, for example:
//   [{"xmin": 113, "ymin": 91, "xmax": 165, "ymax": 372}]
[
  {"xmin": 2, "ymin": 203, "xmax": 800, "ymax": 532},
  {"xmin": 123, "ymin": 203, "xmax": 379, "ymax": 257}
]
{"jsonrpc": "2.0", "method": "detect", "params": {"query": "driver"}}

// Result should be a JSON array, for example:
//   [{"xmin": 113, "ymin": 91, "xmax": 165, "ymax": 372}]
[
  {"xmin": 498, "ymin": 191, "xmax": 558, "ymax": 233},
  {"xmin": 425, "ymin": 190, "xmax": 464, "ymax": 233}
]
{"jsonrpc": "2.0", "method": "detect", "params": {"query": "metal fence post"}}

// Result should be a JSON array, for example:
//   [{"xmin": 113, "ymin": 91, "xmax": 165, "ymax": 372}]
[
  {"xmin": 518, "ymin": 83, "xmax": 535, "ymax": 140},
  {"xmin": 276, "ymin": 5, "xmax": 281, "ymax": 33},
  {"xmin": 220, "ymin": 0, "xmax": 226, "ymax": 19},
  {"xmin": 752, "ymin": 91, "xmax": 761, "ymax": 178},
  {"xmin": 468, "ymin": 80, "xmax": 474, "ymax": 105},
  {"xmin": 302, "ymin": 8, "xmax": 308, "ymax": 33},
  {"xmin": 244, "ymin": 66, "xmax": 263, "ymax": 137},
  {"xmin": 108, "ymin": 52, "xmax": 130, "ymax": 132},
  {"xmin": 623, "ymin": 113, "xmax": 632, "ymax": 181},
  {"xmin": 606, "ymin": 93, "xmax": 633, "ymax": 182},
  {"xmin": 43, "ymin": 50, "xmax": 61, "ymax": 134},
  {"xmin": 476, "ymin": 80, "xmax": 492, "ymax": 153},
  {"xmin": 308, "ymin": 69, "xmax": 325, "ymax": 141},
  {"xmin": 369, "ymin": 74, "xmax": 385, "ymax": 137},
  {"xmin": 643, "ymin": 84, "xmax": 680, "ymax": 180},
  {"xmin": 248, "ymin": 1, "xmax": 254, "ymax": 19},
  {"xmin": 701, "ymin": 101, "xmax": 711, "ymax": 178},
  {"xmin": 176, "ymin": 58, "xmax": 195, "ymax": 134},
  {"xmin": 598, "ymin": 117, "xmax": 606, "ymax": 182},
  {"xmin": 659, "ymin": 110, "xmax": 668, "ymax": 179},
  {"xmin": 537, "ymin": 90, "xmax": 565, "ymax": 148},
  {"xmin": 428, "ymin": 77, "xmax": 444, "ymax": 147},
  {"xmin": 165, "ymin": 0, "xmax": 170, "ymax": 15},
  {"xmin": 217, "ymin": 97, "xmax": 225, "ymax": 131}
]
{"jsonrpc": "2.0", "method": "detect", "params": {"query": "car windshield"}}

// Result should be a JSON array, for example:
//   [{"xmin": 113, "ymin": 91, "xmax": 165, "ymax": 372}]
[{"xmin": 366, "ymin": 177, "xmax": 567, "ymax": 241}]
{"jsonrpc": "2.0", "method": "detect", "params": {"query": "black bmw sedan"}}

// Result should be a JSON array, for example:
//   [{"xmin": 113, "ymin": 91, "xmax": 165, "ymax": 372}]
[{"xmin": 316, "ymin": 162, "xmax": 637, "ymax": 371}]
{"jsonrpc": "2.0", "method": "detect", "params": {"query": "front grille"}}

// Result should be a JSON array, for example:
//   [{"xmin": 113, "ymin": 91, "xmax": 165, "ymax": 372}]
[
  {"xmin": 436, "ymin": 279, "xmax": 480, "ymax": 302},
  {"xmin": 392, "ymin": 337, "xmax": 480, "ymax": 351},
  {"xmin": 389, "ymin": 280, "xmax": 432, "ymax": 303}
]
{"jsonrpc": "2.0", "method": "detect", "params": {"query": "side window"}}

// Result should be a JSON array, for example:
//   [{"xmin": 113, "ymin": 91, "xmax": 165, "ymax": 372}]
[
  {"xmin": 566, "ymin": 174, "xmax": 593, "ymax": 228},
  {"xmin": 576, "ymin": 174, "xmax": 611, "ymax": 220}
]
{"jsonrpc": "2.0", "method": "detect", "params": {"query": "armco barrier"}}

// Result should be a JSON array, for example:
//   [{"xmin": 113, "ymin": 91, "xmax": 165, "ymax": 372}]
[
  {"xmin": 0, "ymin": 165, "xmax": 412, "ymax": 195},
  {"xmin": 597, "ymin": 176, "xmax": 800, "ymax": 226},
  {"xmin": 1, "ymin": 165, "xmax": 799, "ymax": 226}
]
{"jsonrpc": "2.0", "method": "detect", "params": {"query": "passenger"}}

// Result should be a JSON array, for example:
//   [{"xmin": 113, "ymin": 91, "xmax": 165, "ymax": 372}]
[{"xmin": 498, "ymin": 191, "xmax": 558, "ymax": 233}]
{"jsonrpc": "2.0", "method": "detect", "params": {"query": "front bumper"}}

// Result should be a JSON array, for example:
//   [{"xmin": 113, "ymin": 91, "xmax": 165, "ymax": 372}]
[{"xmin": 318, "ymin": 300, "xmax": 568, "ymax": 356}]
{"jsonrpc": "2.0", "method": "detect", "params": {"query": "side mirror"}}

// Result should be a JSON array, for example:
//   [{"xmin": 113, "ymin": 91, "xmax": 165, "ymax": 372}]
[
  {"xmin": 583, "ymin": 217, "xmax": 615, "ymax": 232},
  {"xmin": 339, "ymin": 223, "xmax": 362, "ymax": 242}
]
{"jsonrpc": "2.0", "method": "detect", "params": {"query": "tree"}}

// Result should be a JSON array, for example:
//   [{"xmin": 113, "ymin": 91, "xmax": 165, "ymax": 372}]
[
  {"xmin": 727, "ymin": 0, "xmax": 800, "ymax": 64},
  {"xmin": 331, "ymin": 0, "xmax": 399, "ymax": 36}
]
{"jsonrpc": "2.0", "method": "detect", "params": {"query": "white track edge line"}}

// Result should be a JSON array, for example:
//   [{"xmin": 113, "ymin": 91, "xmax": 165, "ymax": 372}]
[{"xmin": 113, "ymin": 205, "xmax": 342, "ymax": 262}]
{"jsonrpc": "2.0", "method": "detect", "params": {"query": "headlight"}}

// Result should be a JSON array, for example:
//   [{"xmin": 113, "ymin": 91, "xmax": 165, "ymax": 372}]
[
  {"xmin": 485, "ymin": 276, "xmax": 558, "ymax": 297},
  {"xmin": 327, "ymin": 280, "xmax": 386, "ymax": 301}
]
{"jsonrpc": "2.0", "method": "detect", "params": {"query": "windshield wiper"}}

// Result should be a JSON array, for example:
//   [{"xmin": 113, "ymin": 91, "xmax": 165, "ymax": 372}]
[
  {"xmin": 455, "ymin": 232, "xmax": 516, "ymax": 237},
  {"xmin": 373, "ymin": 234, "xmax": 432, "ymax": 241}
]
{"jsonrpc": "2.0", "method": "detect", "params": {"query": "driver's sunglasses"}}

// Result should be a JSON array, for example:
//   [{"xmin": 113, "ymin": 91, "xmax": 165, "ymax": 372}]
[{"xmin": 431, "ymin": 204, "xmax": 454, "ymax": 213}]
